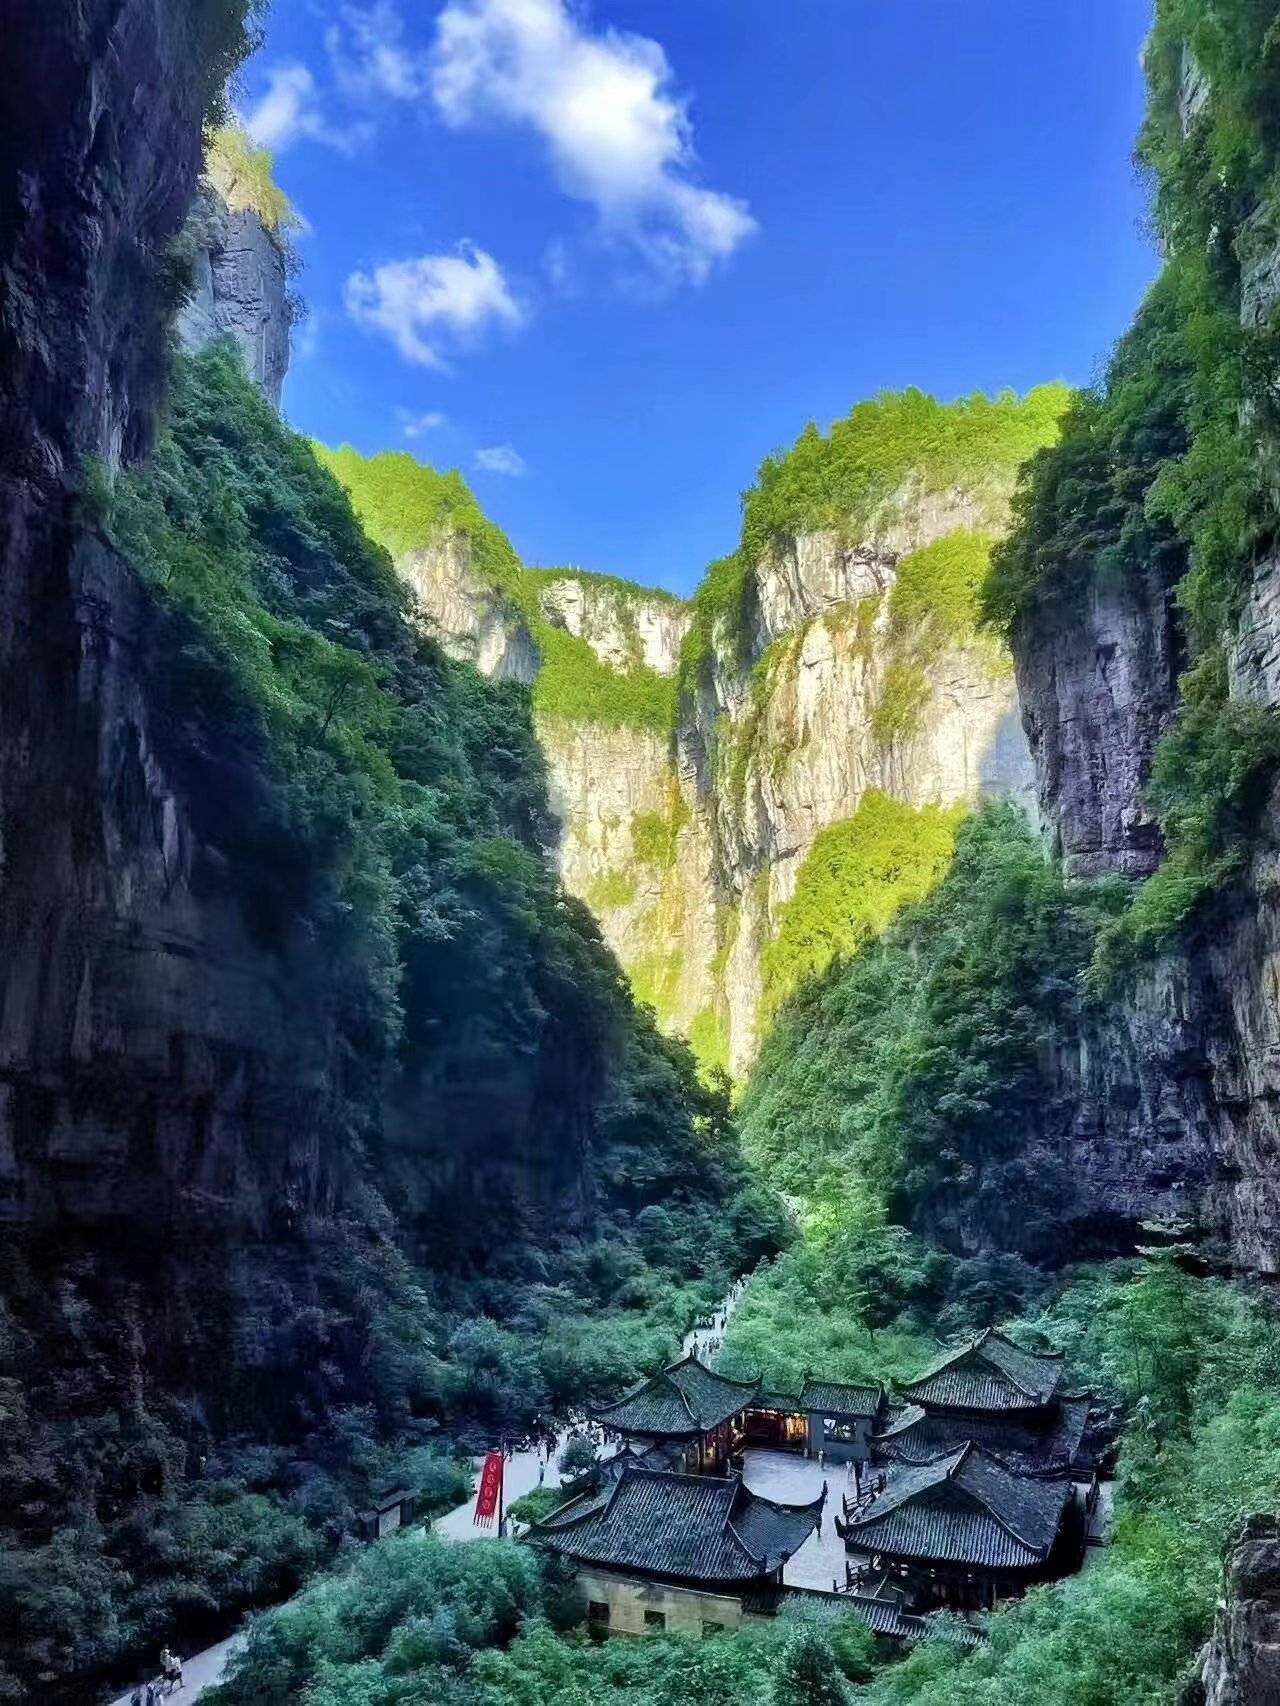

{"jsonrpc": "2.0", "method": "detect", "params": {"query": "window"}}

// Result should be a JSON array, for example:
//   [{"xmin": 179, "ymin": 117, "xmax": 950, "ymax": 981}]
[
  {"xmin": 644, "ymin": 1610, "xmax": 666, "ymax": 1632},
  {"xmin": 702, "ymin": 1619, "xmax": 725, "ymax": 1637},
  {"xmin": 588, "ymin": 1601, "xmax": 610, "ymax": 1625},
  {"xmin": 824, "ymin": 1417, "xmax": 858, "ymax": 1442}
]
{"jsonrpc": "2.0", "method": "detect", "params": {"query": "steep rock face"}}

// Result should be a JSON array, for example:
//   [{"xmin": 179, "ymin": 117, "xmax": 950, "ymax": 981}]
[
  {"xmin": 410, "ymin": 516, "xmax": 1034, "ymax": 1073},
  {"xmin": 685, "ymin": 515, "xmax": 1035, "ymax": 1067},
  {"xmin": 539, "ymin": 576, "xmax": 688, "ymax": 673},
  {"xmin": 1200, "ymin": 1516, "xmax": 1280, "ymax": 1706},
  {"xmin": 1008, "ymin": 582, "xmax": 1280, "ymax": 1267},
  {"xmin": 1004, "ymin": 101, "xmax": 1280, "ymax": 1271},
  {"xmin": 178, "ymin": 184, "xmax": 291, "ymax": 405},
  {"xmin": 0, "ymin": 5, "xmax": 589, "ymax": 1236},
  {"xmin": 540, "ymin": 721, "xmax": 718, "ymax": 1045},
  {"xmin": 1012, "ymin": 559, "xmax": 1184, "ymax": 878},
  {"xmin": 402, "ymin": 533, "xmax": 538, "ymax": 681},
  {"xmin": 0, "ymin": 2, "xmax": 337, "ymax": 1228}
]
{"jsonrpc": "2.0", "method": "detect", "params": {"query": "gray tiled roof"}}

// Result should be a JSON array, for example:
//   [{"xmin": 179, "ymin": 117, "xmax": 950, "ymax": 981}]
[
  {"xmin": 776, "ymin": 1588, "xmax": 985, "ymax": 1647},
  {"xmin": 751, "ymin": 1390, "xmax": 804, "ymax": 1412},
  {"xmin": 900, "ymin": 1330, "xmax": 1064, "ymax": 1413},
  {"xmin": 873, "ymin": 1395, "xmax": 1092, "ymax": 1475},
  {"xmin": 530, "ymin": 1465, "xmax": 822, "ymax": 1584},
  {"xmin": 591, "ymin": 1355, "xmax": 759, "ymax": 1437},
  {"xmin": 842, "ymin": 1444, "xmax": 1071, "ymax": 1570},
  {"xmin": 800, "ymin": 1380, "xmax": 883, "ymax": 1418}
]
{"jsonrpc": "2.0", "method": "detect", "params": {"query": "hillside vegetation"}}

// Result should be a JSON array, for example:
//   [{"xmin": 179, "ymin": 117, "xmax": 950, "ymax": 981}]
[
  {"xmin": 1, "ymin": 348, "xmax": 786, "ymax": 1699},
  {"xmin": 985, "ymin": 0, "xmax": 1280, "ymax": 980},
  {"xmin": 316, "ymin": 447, "xmax": 679, "ymax": 734}
]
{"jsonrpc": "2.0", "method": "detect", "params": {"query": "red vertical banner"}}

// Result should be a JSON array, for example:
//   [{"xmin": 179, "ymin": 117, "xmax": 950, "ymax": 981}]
[{"xmin": 474, "ymin": 1451, "xmax": 504, "ymax": 1527}]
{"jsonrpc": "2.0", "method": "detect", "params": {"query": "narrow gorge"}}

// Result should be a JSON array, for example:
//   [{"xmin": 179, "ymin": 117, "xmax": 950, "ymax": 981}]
[
  {"xmin": 324, "ymin": 391, "xmax": 1058, "ymax": 1075},
  {"xmin": 5, "ymin": 4, "xmax": 1280, "ymax": 1705}
]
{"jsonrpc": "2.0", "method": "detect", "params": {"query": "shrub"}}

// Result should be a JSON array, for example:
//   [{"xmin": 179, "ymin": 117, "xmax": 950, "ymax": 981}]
[{"xmin": 758, "ymin": 792, "xmax": 963, "ymax": 1025}]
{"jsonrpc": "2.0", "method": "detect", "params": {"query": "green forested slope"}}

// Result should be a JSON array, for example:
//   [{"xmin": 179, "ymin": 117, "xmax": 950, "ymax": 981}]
[
  {"xmin": 0, "ymin": 347, "xmax": 786, "ymax": 1700},
  {"xmin": 315, "ymin": 446, "xmax": 679, "ymax": 734}
]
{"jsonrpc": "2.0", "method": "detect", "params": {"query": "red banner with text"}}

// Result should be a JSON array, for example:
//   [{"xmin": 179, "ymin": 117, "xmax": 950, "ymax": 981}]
[{"xmin": 474, "ymin": 1450, "xmax": 504, "ymax": 1526}]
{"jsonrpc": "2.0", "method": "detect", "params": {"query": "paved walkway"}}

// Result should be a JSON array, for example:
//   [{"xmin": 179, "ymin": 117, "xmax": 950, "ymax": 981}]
[
  {"xmin": 434, "ymin": 1425, "xmax": 581, "ymax": 1542},
  {"xmin": 741, "ymin": 1447, "xmax": 852, "ymax": 1593},
  {"xmin": 683, "ymin": 1279, "xmax": 746, "ymax": 1361},
  {"xmin": 435, "ymin": 1276, "xmax": 746, "ymax": 1544},
  {"xmin": 108, "ymin": 1632, "xmax": 244, "ymax": 1706}
]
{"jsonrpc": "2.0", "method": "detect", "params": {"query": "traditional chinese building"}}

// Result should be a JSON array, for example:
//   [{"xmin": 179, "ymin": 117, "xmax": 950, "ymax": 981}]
[
  {"xmin": 527, "ymin": 1463, "xmax": 824, "ymax": 1636},
  {"xmin": 593, "ymin": 1353, "xmax": 887, "ymax": 1469},
  {"xmin": 869, "ymin": 1329, "xmax": 1092, "ymax": 1478},
  {"xmin": 590, "ymin": 1354, "xmax": 761, "ymax": 1473},
  {"xmin": 837, "ymin": 1442, "xmax": 1083, "ymax": 1614}
]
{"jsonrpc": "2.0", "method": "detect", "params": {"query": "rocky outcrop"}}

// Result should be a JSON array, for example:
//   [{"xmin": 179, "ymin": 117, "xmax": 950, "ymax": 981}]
[
  {"xmin": 1199, "ymin": 1516, "xmax": 1280, "ymax": 1706},
  {"xmin": 1001, "ymin": 44, "xmax": 1280, "ymax": 1272},
  {"xmin": 409, "ymin": 512, "xmax": 1035, "ymax": 1073},
  {"xmin": 1012, "ymin": 556, "xmax": 1184, "ymax": 878},
  {"xmin": 0, "ymin": 2, "xmax": 329, "ymax": 1227},
  {"xmin": 178, "ymin": 184, "xmax": 292, "ymax": 405},
  {"xmin": 539, "ymin": 576, "xmax": 688, "ymax": 673},
  {"xmin": 0, "ymin": 3, "xmax": 594, "ymax": 1237},
  {"xmin": 682, "ymin": 510, "xmax": 1035, "ymax": 1067},
  {"xmin": 402, "ymin": 533, "xmax": 538, "ymax": 681}
]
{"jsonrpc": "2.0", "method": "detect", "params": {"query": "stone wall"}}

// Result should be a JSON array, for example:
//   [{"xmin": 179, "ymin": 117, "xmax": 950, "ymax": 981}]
[{"xmin": 576, "ymin": 1566, "xmax": 747, "ymax": 1637}]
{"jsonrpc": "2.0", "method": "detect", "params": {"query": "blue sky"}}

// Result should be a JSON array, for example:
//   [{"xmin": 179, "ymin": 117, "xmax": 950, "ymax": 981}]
[{"xmin": 243, "ymin": 0, "xmax": 1158, "ymax": 596}]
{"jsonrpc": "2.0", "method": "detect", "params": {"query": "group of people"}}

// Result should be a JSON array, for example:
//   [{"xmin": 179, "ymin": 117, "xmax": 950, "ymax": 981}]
[
  {"xmin": 129, "ymin": 1648, "xmax": 183, "ymax": 1702},
  {"xmin": 692, "ymin": 1276, "xmax": 750, "ymax": 1359}
]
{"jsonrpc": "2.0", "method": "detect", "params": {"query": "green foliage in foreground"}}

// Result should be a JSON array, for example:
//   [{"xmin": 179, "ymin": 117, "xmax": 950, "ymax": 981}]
[
  {"xmin": 758, "ymin": 792, "xmax": 964, "ymax": 1028},
  {"xmin": 851, "ymin": 1262, "xmax": 1280, "ymax": 1706},
  {"xmin": 745, "ymin": 804, "xmax": 1119, "ymax": 1259},
  {"xmin": 316, "ymin": 447, "xmax": 679, "ymax": 734},
  {"xmin": 207, "ymin": 1527, "xmax": 876, "ymax": 1706}
]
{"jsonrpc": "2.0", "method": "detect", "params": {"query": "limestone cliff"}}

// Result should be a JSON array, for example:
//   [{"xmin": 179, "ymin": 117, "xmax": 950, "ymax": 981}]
[
  {"xmin": 397, "ymin": 474, "xmax": 1039, "ymax": 1074},
  {"xmin": 679, "ymin": 507, "xmax": 1036, "ymax": 1069},
  {"xmin": 0, "ymin": 1, "xmax": 334, "ymax": 1229},
  {"xmin": 178, "ymin": 181, "xmax": 292, "ymax": 405},
  {"xmin": 999, "ymin": 31, "xmax": 1280, "ymax": 1275},
  {"xmin": 1198, "ymin": 1516, "xmax": 1280, "ymax": 1706}
]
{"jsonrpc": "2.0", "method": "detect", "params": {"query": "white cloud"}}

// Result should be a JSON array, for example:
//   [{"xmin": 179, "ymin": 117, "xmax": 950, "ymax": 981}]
[
  {"xmin": 326, "ymin": 2, "xmax": 431, "ymax": 102},
  {"xmin": 474, "ymin": 444, "xmax": 526, "ymax": 477},
  {"xmin": 398, "ymin": 409, "xmax": 448, "ymax": 437},
  {"xmin": 430, "ymin": 0, "xmax": 756, "ymax": 283},
  {"xmin": 241, "ymin": 63, "xmax": 359, "ymax": 155},
  {"xmin": 344, "ymin": 241, "xmax": 524, "ymax": 367}
]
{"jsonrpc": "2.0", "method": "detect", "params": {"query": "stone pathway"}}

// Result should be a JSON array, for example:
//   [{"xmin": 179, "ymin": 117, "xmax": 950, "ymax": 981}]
[
  {"xmin": 741, "ymin": 1447, "xmax": 852, "ymax": 1593},
  {"xmin": 107, "ymin": 1632, "xmax": 244, "ymax": 1706},
  {"xmin": 433, "ymin": 1426, "xmax": 581, "ymax": 1542},
  {"xmin": 682, "ymin": 1276, "xmax": 747, "ymax": 1361}
]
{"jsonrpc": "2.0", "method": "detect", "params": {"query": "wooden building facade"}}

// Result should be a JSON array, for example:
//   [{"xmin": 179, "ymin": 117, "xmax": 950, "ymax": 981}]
[{"xmin": 837, "ymin": 1442, "xmax": 1083, "ymax": 1613}]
